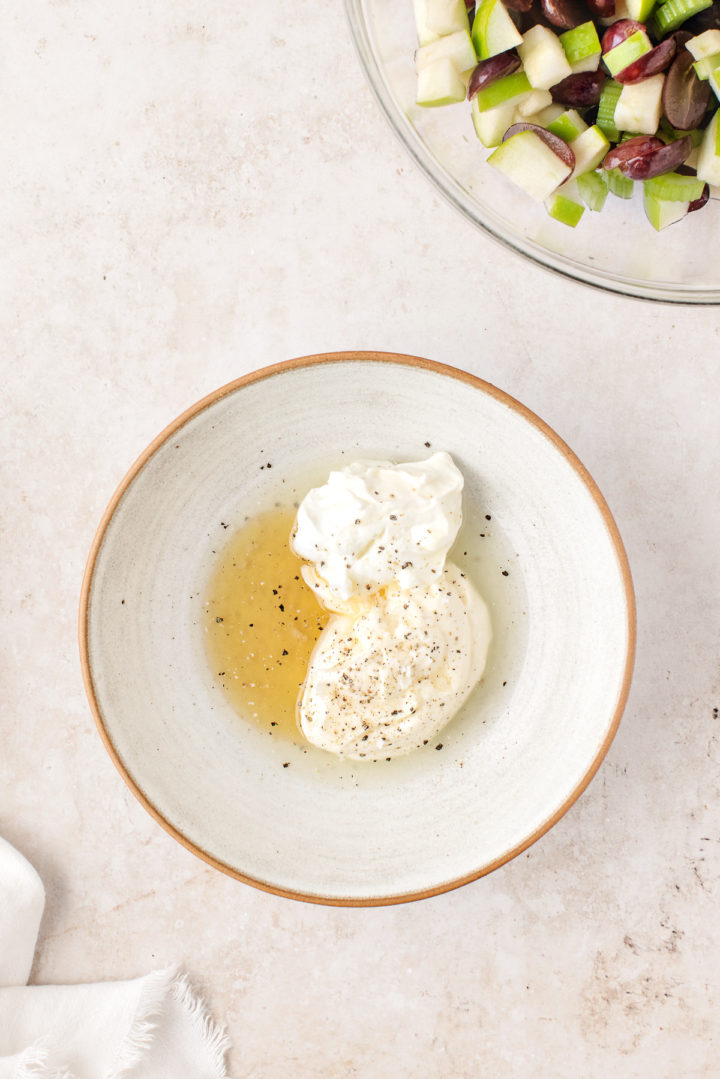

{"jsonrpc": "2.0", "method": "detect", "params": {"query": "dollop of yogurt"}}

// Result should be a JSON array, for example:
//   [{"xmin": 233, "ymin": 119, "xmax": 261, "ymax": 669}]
[{"xmin": 291, "ymin": 453, "xmax": 491, "ymax": 760}]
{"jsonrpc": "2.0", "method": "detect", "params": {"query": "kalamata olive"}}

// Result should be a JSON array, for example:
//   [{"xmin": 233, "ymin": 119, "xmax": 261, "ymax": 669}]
[
  {"xmin": 662, "ymin": 48, "xmax": 712, "ymax": 129},
  {"xmin": 586, "ymin": 0, "xmax": 615, "ymax": 16},
  {"xmin": 603, "ymin": 133, "xmax": 693, "ymax": 178},
  {"xmin": 550, "ymin": 70, "xmax": 606, "ymax": 105},
  {"xmin": 468, "ymin": 51, "xmax": 522, "ymax": 99},
  {"xmin": 540, "ymin": 0, "xmax": 587, "ymax": 28},
  {"xmin": 518, "ymin": 2, "xmax": 557, "ymax": 30},
  {"xmin": 615, "ymin": 36, "xmax": 676, "ymax": 82},
  {"xmin": 503, "ymin": 122, "xmax": 577, "ymax": 169},
  {"xmin": 504, "ymin": 0, "xmax": 535, "ymax": 12},
  {"xmin": 506, "ymin": 5, "xmax": 525, "ymax": 30},
  {"xmin": 672, "ymin": 30, "xmax": 693, "ymax": 49},
  {"xmin": 601, "ymin": 19, "xmax": 647, "ymax": 53}
]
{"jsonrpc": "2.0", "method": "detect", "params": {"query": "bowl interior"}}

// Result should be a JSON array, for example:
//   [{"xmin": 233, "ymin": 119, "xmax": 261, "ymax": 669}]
[
  {"xmin": 83, "ymin": 355, "xmax": 633, "ymax": 903},
  {"xmin": 345, "ymin": 0, "xmax": 720, "ymax": 303}
]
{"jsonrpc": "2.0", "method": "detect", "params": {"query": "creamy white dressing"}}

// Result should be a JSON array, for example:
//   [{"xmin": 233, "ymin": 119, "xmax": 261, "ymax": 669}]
[
  {"xmin": 291, "ymin": 453, "xmax": 492, "ymax": 760},
  {"xmin": 291, "ymin": 453, "xmax": 463, "ymax": 609}
]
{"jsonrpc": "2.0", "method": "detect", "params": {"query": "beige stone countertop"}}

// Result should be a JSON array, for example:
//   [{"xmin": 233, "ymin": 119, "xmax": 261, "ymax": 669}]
[{"xmin": 2, "ymin": 3, "xmax": 719, "ymax": 1077}]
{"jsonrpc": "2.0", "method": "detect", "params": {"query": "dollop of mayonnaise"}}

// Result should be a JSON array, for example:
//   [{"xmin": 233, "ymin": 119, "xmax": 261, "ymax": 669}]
[{"xmin": 291, "ymin": 453, "xmax": 491, "ymax": 760}]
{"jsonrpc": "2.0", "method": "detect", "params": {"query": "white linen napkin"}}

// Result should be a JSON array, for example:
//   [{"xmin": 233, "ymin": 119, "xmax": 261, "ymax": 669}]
[{"xmin": 0, "ymin": 838, "xmax": 230, "ymax": 1078}]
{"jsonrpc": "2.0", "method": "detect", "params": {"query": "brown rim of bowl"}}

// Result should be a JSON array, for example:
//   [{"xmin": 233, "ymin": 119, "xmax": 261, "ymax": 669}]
[{"xmin": 79, "ymin": 350, "xmax": 636, "ymax": 907}]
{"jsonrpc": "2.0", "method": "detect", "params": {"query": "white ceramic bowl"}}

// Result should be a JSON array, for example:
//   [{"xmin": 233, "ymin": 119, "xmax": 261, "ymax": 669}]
[{"xmin": 80, "ymin": 352, "xmax": 635, "ymax": 905}]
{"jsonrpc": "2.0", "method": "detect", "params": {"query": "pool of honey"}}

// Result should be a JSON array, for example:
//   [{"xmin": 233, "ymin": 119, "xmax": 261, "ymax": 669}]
[{"xmin": 203, "ymin": 508, "xmax": 327, "ymax": 741}]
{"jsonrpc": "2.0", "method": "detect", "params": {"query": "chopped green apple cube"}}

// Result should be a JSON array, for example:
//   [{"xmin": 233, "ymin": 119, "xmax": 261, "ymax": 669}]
[
  {"xmin": 545, "ymin": 190, "xmax": 585, "ymax": 225},
  {"xmin": 626, "ymin": 0, "xmax": 657, "ymax": 21},
  {"xmin": 487, "ymin": 128, "xmax": 572, "ymax": 199},
  {"xmin": 471, "ymin": 97, "xmax": 517, "ymax": 145},
  {"xmin": 686, "ymin": 28, "xmax": 720, "ymax": 59},
  {"xmin": 472, "ymin": 0, "xmax": 523, "ymax": 60},
  {"xmin": 692, "ymin": 54, "xmax": 720, "ymax": 79},
  {"xmin": 577, "ymin": 169, "xmax": 609, "ymax": 210},
  {"xmin": 474, "ymin": 69, "xmax": 532, "ymax": 111},
  {"xmin": 615, "ymin": 73, "xmax": 665, "ymax": 134},
  {"xmin": 547, "ymin": 109, "xmax": 588, "ymax": 141},
  {"xmin": 413, "ymin": 0, "xmax": 440, "ymax": 45},
  {"xmin": 415, "ymin": 29, "xmax": 477, "ymax": 74},
  {"xmin": 427, "ymin": 0, "xmax": 472, "ymax": 35},
  {"xmin": 518, "ymin": 25, "xmax": 573, "ymax": 89},
  {"xmin": 570, "ymin": 53, "xmax": 602, "ymax": 73},
  {"xmin": 567, "ymin": 124, "xmax": 611, "ymax": 179},
  {"xmin": 644, "ymin": 193, "xmax": 690, "ymax": 229},
  {"xmin": 600, "ymin": 0, "xmax": 629, "ymax": 23},
  {"xmin": 529, "ymin": 103, "xmax": 566, "ymax": 127},
  {"xmin": 696, "ymin": 108, "xmax": 720, "ymax": 185},
  {"xmin": 559, "ymin": 22, "xmax": 601, "ymax": 66},
  {"xmin": 710, "ymin": 65, "xmax": 720, "ymax": 101},
  {"xmin": 516, "ymin": 89, "xmax": 554, "ymax": 117},
  {"xmin": 644, "ymin": 171, "xmax": 706, "ymax": 199},
  {"xmin": 604, "ymin": 30, "xmax": 652, "ymax": 78},
  {"xmin": 416, "ymin": 56, "xmax": 468, "ymax": 105}
]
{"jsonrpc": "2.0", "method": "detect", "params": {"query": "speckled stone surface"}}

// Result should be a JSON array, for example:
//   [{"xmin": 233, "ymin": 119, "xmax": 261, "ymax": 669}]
[{"xmin": 2, "ymin": 3, "xmax": 719, "ymax": 1077}]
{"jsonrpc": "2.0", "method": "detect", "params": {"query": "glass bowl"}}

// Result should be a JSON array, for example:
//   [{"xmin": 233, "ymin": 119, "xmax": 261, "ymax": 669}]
[{"xmin": 345, "ymin": 0, "xmax": 720, "ymax": 303}]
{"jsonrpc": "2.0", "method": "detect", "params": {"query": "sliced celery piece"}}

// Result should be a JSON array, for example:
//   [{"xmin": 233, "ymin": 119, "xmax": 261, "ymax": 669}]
[
  {"xmin": 644, "ymin": 171, "xmax": 706, "ymax": 200},
  {"xmin": 652, "ymin": 0, "xmax": 712, "ymax": 37},
  {"xmin": 604, "ymin": 167, "xmax": 634, "ymax": 198},
  {"xmin": 577, "ymin": 169, "xmax": 609, "ymax": 210},
  {"xmin": 597, "ymin": 79, "xmax": 623, "ymax": 141}
]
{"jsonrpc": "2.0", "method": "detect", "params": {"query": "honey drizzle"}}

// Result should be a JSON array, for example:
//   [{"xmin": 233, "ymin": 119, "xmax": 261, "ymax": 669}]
[{"xmin": 204, "ymin": 508, "xmax": 327, "ymax": 741}]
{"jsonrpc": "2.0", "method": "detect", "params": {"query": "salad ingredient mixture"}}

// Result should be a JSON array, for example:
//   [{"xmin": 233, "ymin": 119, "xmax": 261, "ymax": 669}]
[
  {"xmin": 291, "ymin": 453, "xmax": 492, "ymax": 760},
  {"xmin": 412, "ymin": 0, "xmax": 720, "ymax": 228}
]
